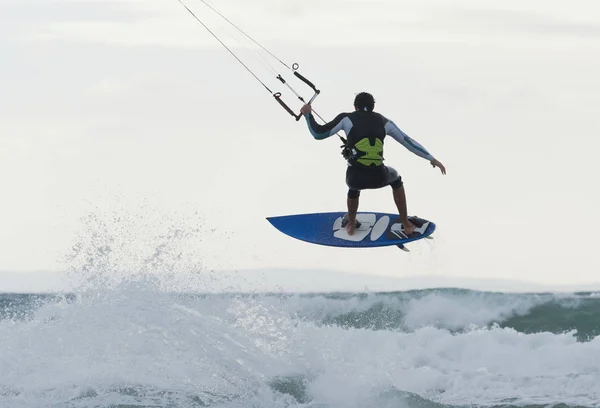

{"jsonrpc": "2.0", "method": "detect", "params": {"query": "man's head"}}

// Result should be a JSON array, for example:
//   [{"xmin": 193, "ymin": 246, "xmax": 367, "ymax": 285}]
[{"xmin": 354, "ymin": 92, "xmax": 375, "ymax": 112}]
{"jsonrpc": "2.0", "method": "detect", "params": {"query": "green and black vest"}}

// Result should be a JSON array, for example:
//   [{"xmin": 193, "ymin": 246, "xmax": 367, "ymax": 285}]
[{"xmin": 344, "ymin": 111, "xmax": 387, "ymax": 168}]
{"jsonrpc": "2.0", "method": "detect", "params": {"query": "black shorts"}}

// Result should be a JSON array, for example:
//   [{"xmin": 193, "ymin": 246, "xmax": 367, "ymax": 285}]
[{"xmin": 346, "ymin": 165, "xmax": 403, "ymax": 198}]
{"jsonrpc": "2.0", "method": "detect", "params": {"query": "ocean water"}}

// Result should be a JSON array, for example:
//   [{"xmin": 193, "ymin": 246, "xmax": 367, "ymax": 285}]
[
  {"xmin": 2, "ymin": 286, "xmax": 600, "ymax": 408},
  {"xmin": 2, "ymin": 208, "xmax": 598, "ymax": 408}
]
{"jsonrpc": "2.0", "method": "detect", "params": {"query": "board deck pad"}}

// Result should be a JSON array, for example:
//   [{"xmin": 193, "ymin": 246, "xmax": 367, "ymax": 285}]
[{"xmin": 267, "ymin": 212, "xmax": 435, "ymax": 248}]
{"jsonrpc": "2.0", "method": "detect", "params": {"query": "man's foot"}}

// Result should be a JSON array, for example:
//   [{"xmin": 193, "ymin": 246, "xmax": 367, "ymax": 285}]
[
  {"xmin": 346, "ymin": 220, "xmax": 358, "ymax": 236},
  {"xmin": 402, "ymin": 220, "xmax": 416, "ymax": 236},
  {"xmin": 341, "ymin": 215, "xmax": 360, "ymax": 236}
]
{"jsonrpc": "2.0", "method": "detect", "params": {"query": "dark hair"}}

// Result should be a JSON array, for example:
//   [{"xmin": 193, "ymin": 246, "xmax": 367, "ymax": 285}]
[{"xmin": 354, "ymin": 92, "xmax": 375, "ymax": 111}]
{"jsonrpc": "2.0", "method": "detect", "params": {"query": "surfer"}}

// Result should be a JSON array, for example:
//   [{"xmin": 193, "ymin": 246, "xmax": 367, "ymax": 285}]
[{"xmin": 300, "ymin": 92, "xmax": 446, "ymax": 236}]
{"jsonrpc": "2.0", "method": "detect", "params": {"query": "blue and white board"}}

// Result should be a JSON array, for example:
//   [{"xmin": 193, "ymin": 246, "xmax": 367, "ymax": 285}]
[{"xmin": 266, "ymin": 212, "xmax": 435, "ymax": 251}]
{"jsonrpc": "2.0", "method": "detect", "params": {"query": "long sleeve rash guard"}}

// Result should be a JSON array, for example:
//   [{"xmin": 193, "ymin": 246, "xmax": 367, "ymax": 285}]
[{"xmin": 304, "ymin": 111, "xmax": 435, "ymax": 162}]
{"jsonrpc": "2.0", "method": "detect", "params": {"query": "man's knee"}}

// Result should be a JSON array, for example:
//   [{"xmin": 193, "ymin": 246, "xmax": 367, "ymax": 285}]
[
  {"xmin": 348, "ymin": 189, "xmax": 361, "ymax": 199},
  {"xmin": 390, "ymin": 176, "xmax": 404, "ymax": 190}
]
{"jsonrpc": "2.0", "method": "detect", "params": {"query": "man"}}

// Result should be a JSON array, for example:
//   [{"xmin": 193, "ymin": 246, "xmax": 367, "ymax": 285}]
[{"xmin": 300, "ymin": 92, "xmax": 446, "ymax": 236}]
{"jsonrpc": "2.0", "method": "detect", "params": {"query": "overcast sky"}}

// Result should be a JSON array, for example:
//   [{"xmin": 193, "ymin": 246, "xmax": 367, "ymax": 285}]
[{"xmin": 1, "ymin": 0, "xmax": 600, "ymax": 290}]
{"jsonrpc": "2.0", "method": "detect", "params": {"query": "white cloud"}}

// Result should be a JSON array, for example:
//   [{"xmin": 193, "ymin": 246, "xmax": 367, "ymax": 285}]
[
  {"xmin": 87, "ymin": 78, "xmax": 127, "ymax": 95},
  {"xmin": 86, "ymin": 76, "xmax": 157, "ymax": 96}
]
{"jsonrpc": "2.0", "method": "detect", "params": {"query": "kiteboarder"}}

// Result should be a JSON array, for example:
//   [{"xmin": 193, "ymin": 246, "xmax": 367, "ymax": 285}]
[{"xmin": 300, "ymin": 92, "xmax": 446, "ymax": 236}]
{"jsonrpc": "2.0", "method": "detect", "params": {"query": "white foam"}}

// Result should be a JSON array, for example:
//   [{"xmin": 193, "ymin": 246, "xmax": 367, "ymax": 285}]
[
  {"xmin": 2, "ymin": 288, "xmax": 600, "ymax": 407},
  {"xmin": 401, "ymin": 291, "xmax": 543, "ymax": 330},
  {"xmin": 253, "ymin": 290, "xmax": 546, "ymax": 333}
]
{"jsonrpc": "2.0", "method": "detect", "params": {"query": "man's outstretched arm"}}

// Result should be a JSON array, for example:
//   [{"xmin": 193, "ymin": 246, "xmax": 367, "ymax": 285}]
[{"xmin": 385, "ymin": 119, "xmax": 446, "ymax": 174}]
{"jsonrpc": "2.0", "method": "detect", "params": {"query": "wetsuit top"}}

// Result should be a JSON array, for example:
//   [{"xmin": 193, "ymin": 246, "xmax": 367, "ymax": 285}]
[{"xmin": 304, "ymin": 110, "xmax": 434, "ymax": 168}]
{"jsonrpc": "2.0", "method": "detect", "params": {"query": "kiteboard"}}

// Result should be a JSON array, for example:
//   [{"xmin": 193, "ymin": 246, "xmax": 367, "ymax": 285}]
[{"xmin": 266, "ymin": 212, "xmax": 435, "ymax": 251}]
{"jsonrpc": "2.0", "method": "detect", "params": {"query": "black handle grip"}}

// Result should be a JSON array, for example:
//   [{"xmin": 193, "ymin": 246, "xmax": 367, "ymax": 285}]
[
  {"xmin": 293, "ymin": 71, "xmax": 318, "ymax": 92},
  {"xmin": 274, "ymin": 93, "xmax": 301, "ymax": 120}
]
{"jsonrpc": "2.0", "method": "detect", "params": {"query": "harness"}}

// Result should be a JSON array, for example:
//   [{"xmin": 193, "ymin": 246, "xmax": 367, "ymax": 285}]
[
  {"xmin": 340, "ymin": 136, "xmax": 352, "ymax": 160},
  {"xmin": 340, "ymin": 136, "xmax": 384, "ymax": 166}
]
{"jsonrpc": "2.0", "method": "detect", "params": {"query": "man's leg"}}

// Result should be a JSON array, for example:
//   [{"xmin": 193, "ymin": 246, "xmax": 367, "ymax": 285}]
[
  {"xmin": 345, "ymin": 189, "xmax": 360, "ymax": 235},
  {"xmin": 390, "ymin": 178, "xmax": 415, "ymax": 236}
]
